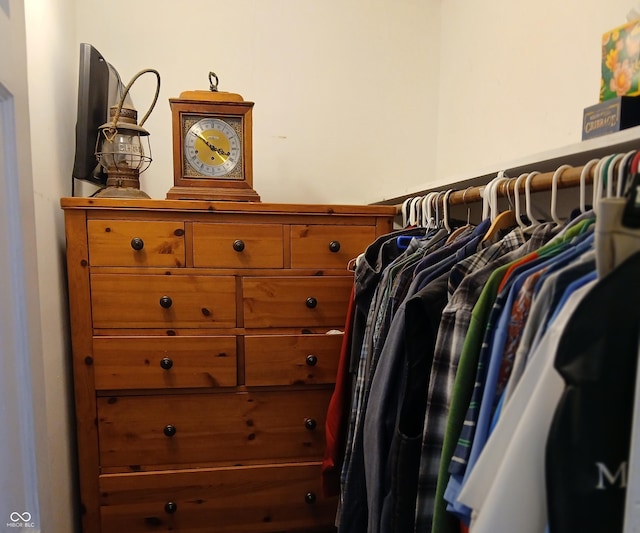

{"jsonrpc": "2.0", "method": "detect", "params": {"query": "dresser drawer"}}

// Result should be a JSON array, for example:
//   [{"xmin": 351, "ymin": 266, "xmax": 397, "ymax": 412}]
[
  {"xmin": 91, "ymin": 274, "xmax": 236, "ymax": 329},
  {"xmin": 97, "ymin": 390, "xmax": 332, "ymax": 468},
  {"xmin": 245, "ymin": 333, "xmax": 342, "ymax": 386},
  {"xmin": 88, "ymin": 220, "xmax": 186, "ymax": 267},
  {"xmin": 99, "ymin": 463, "xmax": 337, "ymax": 532},
  {"xmin": 243, "ymin": 276, "xmax": 352, "ymax": 328},
  {"xmin": 291, "ymin": 224, "xmax": 374, "ymax": 269},
  {"xmin": 93, "ymin": 336, "xmax": 237, "ymax": 390},
  {"xmin": 192, "ymin": 223, "xmax": 284, "ymax": 268}
]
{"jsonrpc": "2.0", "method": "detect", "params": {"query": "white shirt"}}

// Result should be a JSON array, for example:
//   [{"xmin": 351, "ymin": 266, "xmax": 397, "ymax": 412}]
[{"xmin": 457, "ymin": 281, "xmax": 596, "ymax": 533}]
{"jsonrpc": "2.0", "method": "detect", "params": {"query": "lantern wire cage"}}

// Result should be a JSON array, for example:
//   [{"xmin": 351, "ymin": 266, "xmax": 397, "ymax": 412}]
[{"xmin": 94, "ymin": 68, "xmax": 161, "ymax": 198}]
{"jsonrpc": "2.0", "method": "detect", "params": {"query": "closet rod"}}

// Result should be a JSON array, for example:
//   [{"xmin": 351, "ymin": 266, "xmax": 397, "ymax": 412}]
[{"xmin": 393, "ymin": 163, "xmax": 598, "ymax": 213}]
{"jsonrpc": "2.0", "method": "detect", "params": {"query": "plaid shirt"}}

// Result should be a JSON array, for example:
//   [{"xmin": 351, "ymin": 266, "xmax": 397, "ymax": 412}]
[
  {"xmin": 414, "ymin": 224, "xmax": 555, "ymax": 532},
  {"xmin": 339, "ymin": 233, "xmax": 444, "ymax": 532}
]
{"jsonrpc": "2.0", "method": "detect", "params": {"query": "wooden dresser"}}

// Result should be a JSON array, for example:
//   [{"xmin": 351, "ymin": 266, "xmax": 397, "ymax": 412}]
[{"xmin": 61, "ymin": 198, "xmax": 395, "ymax": 533}]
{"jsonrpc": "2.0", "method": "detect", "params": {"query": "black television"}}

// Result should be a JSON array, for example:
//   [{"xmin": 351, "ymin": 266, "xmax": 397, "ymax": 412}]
[{"xmin": 71, "ymin": 43, "xmax": 131, "ymax": 189}]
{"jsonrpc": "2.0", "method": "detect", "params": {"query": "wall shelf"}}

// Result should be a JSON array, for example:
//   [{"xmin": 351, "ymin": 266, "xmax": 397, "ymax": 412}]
[{"xmin": 377, "ymin": 126, "xmax": 640, "ymax": 205}]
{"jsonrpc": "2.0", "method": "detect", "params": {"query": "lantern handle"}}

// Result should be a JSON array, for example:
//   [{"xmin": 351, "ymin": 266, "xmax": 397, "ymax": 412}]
[{"xmin": 110, "ymin": 68, "xmax": 161, "ymax": 132}]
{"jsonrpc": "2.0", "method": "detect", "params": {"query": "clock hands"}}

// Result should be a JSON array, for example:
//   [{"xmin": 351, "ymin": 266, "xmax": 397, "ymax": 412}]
[{"xmin": 192, "ymin": 132, "xmax": 231, "ymax": 159}]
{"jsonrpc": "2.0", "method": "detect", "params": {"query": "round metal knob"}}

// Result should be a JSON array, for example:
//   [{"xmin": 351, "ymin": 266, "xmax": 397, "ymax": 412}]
[
  {"xmin": 131, "ymin": 237, "xmax": 144, "ymax": 251},
  {"xmin": 164, "ymin": 501, "xmax": 177, "ymax": 514},
  {"xmin": 329, "ymin": 240, "xmax": 341, "ymax": 253},
  {"xmin": 163, "ymin": 424, "xmax": 177, "ymax": 437},
  {"xmin": 305, "ymin": 492, "xmax": 317, "ymax": 504},
  {"xmin": 305, "ymin": 354, "xmax": 318, "ymax": 366},
  {"xmin": 305, "ymin": 297, "xmax": 318, "ymax": 309},
  {"xmin": 159, "ymin": 296, "xmax": 173, "ymax": 309},
  {"xmin": 233, "ymin": 239, "xmax": 245, "ymax": 252},
  {"xmin": 304, "ymin": 418, "xmax": 317, "ymax": 431},
  {"xmin": 160, "ymin": 357, "xmax": 173, "ymax": 370}
]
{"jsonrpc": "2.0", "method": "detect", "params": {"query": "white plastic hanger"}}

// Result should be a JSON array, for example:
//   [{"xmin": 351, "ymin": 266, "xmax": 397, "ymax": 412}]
[
  {"xmin": 481, "ymin": 173, "xmax": 517, "ymax": 243},
  {"xmin": 550, "ymin": 164, "xmax": 572, "ymax": 226},
  {"xmin": 513, "ymin": 172, "xmax": 529, "ymax": 228},
  {"xmin": 409, "ymin": 196, "xmax": 422, "ymax": 227},
  {"xmin": 579, "ymin": 159, "xmax": 599, "ymax": 213},
  {"xmin": 442, "ymin": 189, "xmax": 454, "ymax": 233},
  {"xmin": 490, "ymin": 172, "xmax": 510, "ymax": 221},
  {"xmin": 525, "ymin": 171, "xmax": 541, "ymax": 227},
  {"xmin": 433, "ymin": 191, "xmax": 446, "ymax": 229},
  {"xmin": 401, "ymin": 197, "xmax": 412, "ymax": 228},
  {"xmin": 592, "ymin": 155, "xmax": 618, "ymax": 215},
  {"xmin": 606, "ymin": 153, "xmax": 625, "ymax": 198},
  {"xmin": 481, "ymin": 179, "xmax": 495, "ymax": 221},
  {"xmin": 421, "ymin": 194, "xmax": 430, "ymax": 228},
  {"xmin": 591, "ymin": 158, "xmax": 606, "ymax": 216},
  {"xmin": 482, "ymin": 173, "xmax": 504, "ymax": 221},
  {"xmin": 423, "ymin": 192, "xmax": 438, "ymax": 229}
]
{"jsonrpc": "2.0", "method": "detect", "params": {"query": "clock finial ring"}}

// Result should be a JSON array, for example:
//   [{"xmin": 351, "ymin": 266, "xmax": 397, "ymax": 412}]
[{"xmin": 209, "ymin": 72, "xmax": 219, "ymax": 92}]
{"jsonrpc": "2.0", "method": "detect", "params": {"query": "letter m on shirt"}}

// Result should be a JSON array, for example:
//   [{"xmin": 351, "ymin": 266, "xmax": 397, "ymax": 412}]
[{"xmin": 595, "ymin": 461, "xmax": 628, "ymax": 489}]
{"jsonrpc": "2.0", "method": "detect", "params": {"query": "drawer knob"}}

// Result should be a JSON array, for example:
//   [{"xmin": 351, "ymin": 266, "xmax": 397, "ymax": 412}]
[
  {"xmin": 304, "ymin": 418, "xmax": 317, "ymax": 431},
  {"xmin": 233, "ymin": 239, "xmax": 245, "ymax": 252},
  {"xmin": 164, "ymin": 501, "xmax": 178, "ymax": 514},
  {"xmin": 160, "ymin": 357, "xmax": 173, "ymax": 370},
  {"xmin": 163, "ymin": 424, "xmax": 177, "ymax": 437},
  {"xmin": 130, "ymin": 237, "xmax": 144, "ymax": 251},
  {"xmin": 329, "ymin": 240, "xmax": 341, "ymax": 253},
  {"xmin": 159, "ymin": 296, "xmax": 173, "ymax": 309},
  {"xmin": 305, "ymin": 492, "xmax": 317, "ymax": 504},
  {"xmin": 305, "ymin": 297, "xmax": 318, "ymax": 309},
  {"xmin": 305, "ymin": 354, "xmax": 318, "ymax": 366}
]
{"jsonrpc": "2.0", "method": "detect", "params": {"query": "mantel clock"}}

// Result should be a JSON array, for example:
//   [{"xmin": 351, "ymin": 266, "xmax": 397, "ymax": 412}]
[{"xmin": 167, "ymin": 73, "xmax": 260, "ymax": 201}]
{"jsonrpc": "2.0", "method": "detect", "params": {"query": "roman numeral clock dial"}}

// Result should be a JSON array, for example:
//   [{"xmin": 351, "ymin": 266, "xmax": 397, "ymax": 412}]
[{"xmin": 184, "ymin": 117, "xmax": 242, "ymax": 178}]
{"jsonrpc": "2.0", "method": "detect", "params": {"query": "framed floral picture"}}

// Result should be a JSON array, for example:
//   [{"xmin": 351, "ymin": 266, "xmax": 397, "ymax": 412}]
[{"xmin": 601, "ymin": 19, "xmax": 640, "ymax": 101}]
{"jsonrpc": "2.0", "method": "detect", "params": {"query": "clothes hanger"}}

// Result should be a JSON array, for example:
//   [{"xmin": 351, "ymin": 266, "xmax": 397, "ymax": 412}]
[
  {"xmin": 409, "ymin": 196, "xmax": 422, "ymax": 227},
  {"xmin": 579, "ymin": 159, "xmax": 599, "ymax": 213},
  {"xmin": 524, "ymin": 171, "xmax": 541, "ymax": 228},
  {"xmin": 489, "ymin": 174, "xmax": 505, "ymax": 221},
  {"xmin": 513, "ymin": 172, "xmax": 529, "ymax": 228},
  {"xmin": 619, "ymin": 150, "xmax": 639, "ymax": 197},
  {"xmin": 550, "ymin": 164, "xmax": 572, "ymax": 226},
  {"xmin": 631, "ymin": 150, "xmax": 640, "ymax": 176},
  {"xmin": 445, "ymin": 188, "xmax": 473, "ymax": 244},
  {"xmin": 442, "ymin": 189, "xmax": 454, "ymax": 233},
  {"xmin": 401, "ymin": 197, "xmax": 412, "ymax": 228},
  {"xmin": 606, "ymin": 153, "xmax": 625, "ymax": 198},
  {"xmin": 481, "ymin": 178, "xmax": 495, "ymax": 221},
  {"xmin": 620, "ymin": 151, "xmax": 640, "ymax": 228},
  {"xmin": 482, "ymin": 173, "xmax": 516, "ymax": 243},
  {"xmin": 591, "ymin": 158, "xmax": 606, "ymax": 216},
  {"xmin": 616, "ymin": 150, "xmax": 636, "ymax": 197},
  {"xmin": 481, "ymin": 173, "xmax": 505, "ymax": 221},
  {"xmin": 434, "ymin": 190, "xmax": 448, "ymax": 230},
  {"xmin": 421, "ymin": 194, "xmax": 430, "ymax": 228},
  {"xmin": 592, "ymin": 154, "xmax": 618, "ymax": 215},
  {"xmin": 428, "ymin": 192, "xmax": 440, "ymax": 229},
  {"xmin": 421, "ymin": 192, "xmax": 436, "ymax": 229}
]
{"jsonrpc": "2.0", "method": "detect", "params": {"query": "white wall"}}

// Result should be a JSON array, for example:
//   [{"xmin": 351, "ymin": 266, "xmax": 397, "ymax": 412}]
[
  {"xmin": 74, "ymin": 0, "xmax": 441, "ymax": 205},
  {"xmin": 24, "ymin": 0, "xmax": 78, "ymax": 531},
  {"xmin": 433, "ymin": 0, "xmax": 637, "ymax": 190}
]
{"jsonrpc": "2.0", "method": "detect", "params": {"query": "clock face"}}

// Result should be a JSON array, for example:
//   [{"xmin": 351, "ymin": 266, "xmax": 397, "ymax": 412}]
[{"xmin": 183, "ymin": 116, "xmax": 243, "ymax": 178}]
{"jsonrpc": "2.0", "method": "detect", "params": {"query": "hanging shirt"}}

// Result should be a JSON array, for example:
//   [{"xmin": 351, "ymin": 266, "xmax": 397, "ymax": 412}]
[
  {"xmin": 361, "ymin": 222, "xmax": 488, "ymax": 533},
  {"xmin": 456, "ymin": 276, "xmax": 596, "ymax": 533},
  {"xmin": 547, "ymin": 253, "xmax": 640, "ymax": 532},
  {"xmin": 415, "ymin": 223, "xmax": 555, "ymax": 533}
]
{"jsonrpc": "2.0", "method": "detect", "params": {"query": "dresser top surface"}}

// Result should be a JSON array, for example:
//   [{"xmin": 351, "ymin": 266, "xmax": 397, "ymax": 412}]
[{"xmin": 60, "ymin": 197, "xmax": 396, "ymax": 216}]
